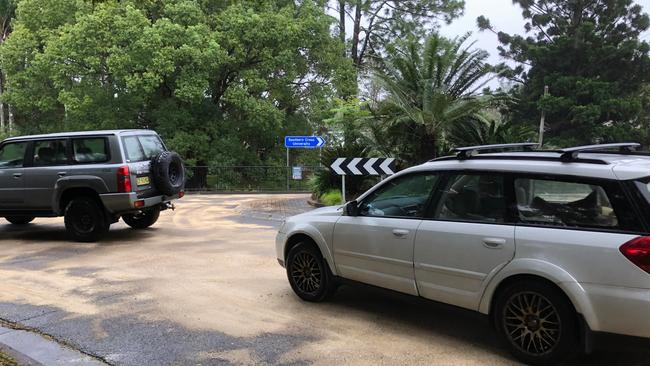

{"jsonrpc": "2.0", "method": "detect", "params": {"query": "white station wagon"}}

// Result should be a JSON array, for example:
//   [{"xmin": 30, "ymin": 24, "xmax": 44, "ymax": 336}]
[{"xmin": 276, "ymin": 143, "xmax": 650, "ymax": 365}]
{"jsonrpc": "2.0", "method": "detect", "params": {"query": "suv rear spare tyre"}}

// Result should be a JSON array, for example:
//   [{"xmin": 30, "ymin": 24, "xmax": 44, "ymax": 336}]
[
  {"xmin": 5, "ymin": 216, "xmax": 35, "ymax": 225},
  {"xmin": 122, "ymin": 206, "xmax": 161, "ymax": 229},
  {"xmin": 64, "ymin": 197, "xmax": 109, "ymax": 242},
  {"xmin": 151, "ymin": 151, "xmax": 185, "ymax": 196}
]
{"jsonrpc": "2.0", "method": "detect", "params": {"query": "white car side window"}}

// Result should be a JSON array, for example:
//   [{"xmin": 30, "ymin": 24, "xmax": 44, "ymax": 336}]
[{"xmin": 514, "ymin": 178, "xmax": 618, "ymax": 228}]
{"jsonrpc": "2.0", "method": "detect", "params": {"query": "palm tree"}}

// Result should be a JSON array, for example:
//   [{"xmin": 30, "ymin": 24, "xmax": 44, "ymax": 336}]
[
  {"xmin": 372, "ymin": 33, "xmax": 507, "ymax": 163},
  {"xmin": 447, "ymin": 112, "xmax": 536, "ymax": 147}
]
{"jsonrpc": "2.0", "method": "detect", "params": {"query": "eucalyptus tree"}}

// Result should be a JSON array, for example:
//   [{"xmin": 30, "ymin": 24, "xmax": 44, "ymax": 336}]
[
  {"xmin": 332, "ymin": 0, "xmax": 464, "ymax": 79},
  {"xmin": 0, "ymin": 0, "xmax": 15, "ymax": 131}
]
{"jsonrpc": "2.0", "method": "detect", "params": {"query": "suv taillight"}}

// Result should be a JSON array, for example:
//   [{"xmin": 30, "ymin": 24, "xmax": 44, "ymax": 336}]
[
  {"xmin": 620, "ymin": 236, "xmax": 650, "ymax": 274},
  {"xmin": 117, "ymin": 166, "xmax": 132, "ymax": 193}
]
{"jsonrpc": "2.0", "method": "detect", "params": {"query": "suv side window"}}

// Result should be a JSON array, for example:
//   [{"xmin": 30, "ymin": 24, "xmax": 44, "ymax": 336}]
[
  {"xmin": 514, "ymin": 178, "xmax": 619, "ymax": 229},
  {"xmin": 0, "ymin": 142, "xmax": 28, "ymax": 169},
  {"xmin": 123, "ymin": 136, "xmax": 146, "ymax": 162},
  {"xmin": 72, "ymin": 137, "xmax": 109, "ymax": 164},
  {"xmin": 433, "ymin": 173, "xmax": 507, "ymax": 223},
  {"xmin": 122, "ymin": 135, "xmax": 166, "ymax": 162},
  {"xmin": 139, "ymin": 135, "xmax": 165, "ymax": 158},
  {"xmin": 33, "ymin": 139, "xmax": 69, "ymax": 167},
  {"xmin": 359, "ymin": 173, "xmax": 439, "ymax": 218}
]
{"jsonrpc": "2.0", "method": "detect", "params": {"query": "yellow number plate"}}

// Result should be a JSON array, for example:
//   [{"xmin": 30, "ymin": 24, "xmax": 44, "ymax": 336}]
[{"xmin": 136, "ymin": 176, "xmax": 150, "ymax": 186}]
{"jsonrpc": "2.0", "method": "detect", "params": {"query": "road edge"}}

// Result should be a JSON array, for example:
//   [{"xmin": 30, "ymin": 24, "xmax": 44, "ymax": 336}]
[{"xmin": 0, "ymin": 319, "xmax": 109, "ymax": 366}]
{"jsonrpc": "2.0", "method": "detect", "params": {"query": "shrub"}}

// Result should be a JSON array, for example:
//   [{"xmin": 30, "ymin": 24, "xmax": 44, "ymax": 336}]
[{"xmin": 320, "ymin": 189, "xmax": 343, "ymax": 206}]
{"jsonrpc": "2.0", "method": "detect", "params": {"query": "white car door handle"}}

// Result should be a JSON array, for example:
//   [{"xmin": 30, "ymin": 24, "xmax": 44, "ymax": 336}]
[
  {"xmin": 483, "ymin": 238, "xmax": 506, "ymax": 249},
  {"xmin": 392, "ymin": 229, "xmax": 410, "ymax": 238}
]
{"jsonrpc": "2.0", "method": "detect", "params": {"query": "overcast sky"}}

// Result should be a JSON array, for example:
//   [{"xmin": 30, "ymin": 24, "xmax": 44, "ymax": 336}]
[{"xmin": 439, "ymin": 0, "xmax": 650, "ymax": 71}]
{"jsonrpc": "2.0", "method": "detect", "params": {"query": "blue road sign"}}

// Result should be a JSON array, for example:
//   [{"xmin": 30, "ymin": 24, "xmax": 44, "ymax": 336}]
[{"xmin": 284, "ymin": 136, "xmax": 325, "ymax": 148}]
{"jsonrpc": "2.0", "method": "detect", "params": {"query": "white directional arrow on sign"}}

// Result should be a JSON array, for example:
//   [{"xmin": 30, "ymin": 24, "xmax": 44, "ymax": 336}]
[
  {"xmin": 331, "ymin": 158, "xmax": 346, "ymax": 175},
  {"xmin": 348, "ymin": 158, "xmax": 363, "ymax": 175},
  {"xmin": 316, "ymin": 137, "xmax": 325, "ymax": 148},
  {"xmin": 379, "ymin": 158, "xmax": 395, "ymax": 175},
  {"xmin": 363, "ymin": 158, "xmax": 379, "ymax": 175}
]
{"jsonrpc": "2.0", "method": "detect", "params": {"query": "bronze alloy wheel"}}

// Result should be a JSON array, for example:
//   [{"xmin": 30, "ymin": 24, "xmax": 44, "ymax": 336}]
[
  {"xmin": 290, "ymin": 251, "xmax": 322, "ymax": 294},
  {"xmin": 502, "ymin": 291, "xmax": 562, "ymax": 356}
]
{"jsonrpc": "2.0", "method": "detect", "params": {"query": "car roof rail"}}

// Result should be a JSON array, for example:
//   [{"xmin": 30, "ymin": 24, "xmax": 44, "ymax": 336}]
[
  {"xmin": 559, "ymin": 142, "xmax": 641, "ymax": 161},
  {"xmin": 452, "ymin": 143, "xmax": 539, "ymax": 160}
]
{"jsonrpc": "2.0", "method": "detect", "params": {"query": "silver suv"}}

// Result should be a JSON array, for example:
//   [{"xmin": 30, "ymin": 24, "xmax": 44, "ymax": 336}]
[
  {"xmin": 0, "ymin": 129, "xmax": 185, "ymax": 241},
  {"xmin": 277, "ymin": 142, "xmax": 650, "ymax": 365}
]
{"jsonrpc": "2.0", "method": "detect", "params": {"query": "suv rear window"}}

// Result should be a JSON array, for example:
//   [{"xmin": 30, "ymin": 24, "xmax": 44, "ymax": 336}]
[
  {"xmin": 515, "ymin": 178, "xmax": 618, "ymax": 229},
  {"xmin": 122, "ymin": 135, "xmax": 166, "ymax": 162}
]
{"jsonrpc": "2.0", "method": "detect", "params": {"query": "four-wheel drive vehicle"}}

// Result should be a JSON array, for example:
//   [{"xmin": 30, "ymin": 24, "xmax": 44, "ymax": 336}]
[
  {"xmin": 276, "ymin": 142, "xmax": 650, "ymax": 365},
  {"xmin": 0, "ymin": 130, "xmax": 185, "ymax": 241}
]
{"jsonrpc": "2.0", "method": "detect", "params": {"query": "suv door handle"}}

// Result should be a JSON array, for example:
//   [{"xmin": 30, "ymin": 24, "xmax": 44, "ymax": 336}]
[
  {"xmin": 57, "ymin": 172, "xmax": 67, "ymax": 177},
  {"xmin": 12, "ymin": 173, "xmax": 22, "ymax": 178},
  {"xmin": 483, "ymin": 238, "xmax": 506, "ymax": 249},
  {"xmin": 392, "ymin": 229, "xmax": 410, "ymax": 238}
]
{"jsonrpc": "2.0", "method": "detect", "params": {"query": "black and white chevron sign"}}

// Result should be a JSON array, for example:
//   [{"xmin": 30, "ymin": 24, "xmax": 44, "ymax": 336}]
[{"xmin": 330, "ymin": 158, "xmax": 396, "ymax": 176}]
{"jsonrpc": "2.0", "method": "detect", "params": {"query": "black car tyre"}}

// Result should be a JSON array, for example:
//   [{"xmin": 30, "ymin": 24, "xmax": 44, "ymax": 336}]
[
  {"xmin": 286, "ymin": 242, "xmax": 336, "ymax": 302},
  {"xmin": 151, "ymin": 151, "xmax": 185, "ymax": 196},
  {"xmin": 5, "ymin": 216, "xmax": 35, "ymax": 225},
  {"xmin": 122, "ymin": 206, "xmax": 161, "ymax": 229},
  {"xmin": 495, "ymin": 280, "xmax": 578, "ymax": 366},
  {"xmin": 64, "ymin": 197, "xmax": 109, "ymax": 242}
]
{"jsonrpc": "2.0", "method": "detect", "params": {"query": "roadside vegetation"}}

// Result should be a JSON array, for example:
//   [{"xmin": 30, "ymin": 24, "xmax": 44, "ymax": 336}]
[
  {"xmin": 0, "ymin": 351, "xmax": 19, "ymax": 366},
  {"xmin": 0, "ymin": 0, "xmax": 648, "ymax": 197}
]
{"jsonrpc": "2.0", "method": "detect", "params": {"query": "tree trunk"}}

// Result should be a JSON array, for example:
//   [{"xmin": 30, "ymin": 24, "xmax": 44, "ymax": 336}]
[
  {"xmin": 0, "ymin": 71, "xmax": 4, "ymax": 131},
  {"xmin": 350, "ymin": 0, "xmax": 362, "ymax": 67},
  {"xmin": 338, "ymin": 0, "xmax": 346, "ymax": 56},
  {"xmin": 8, "ymin": 103, "xmax": 14, "ymax": 133}
]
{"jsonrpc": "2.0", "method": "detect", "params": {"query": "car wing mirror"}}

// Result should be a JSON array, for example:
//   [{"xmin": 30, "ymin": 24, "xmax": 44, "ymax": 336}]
[{"xmin": 345, "ymin": 200, "xmax": 359, "ymax": 217}]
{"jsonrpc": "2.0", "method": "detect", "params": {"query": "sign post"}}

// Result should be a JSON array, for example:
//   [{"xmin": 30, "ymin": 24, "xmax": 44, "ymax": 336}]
[{"xmin": 284, "ymin": 136, "xmax": 326, "ymax": 191}]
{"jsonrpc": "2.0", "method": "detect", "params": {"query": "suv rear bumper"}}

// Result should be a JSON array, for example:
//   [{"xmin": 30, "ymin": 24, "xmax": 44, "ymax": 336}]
[{"xmin": 100, "ymin": 192, "xmax": 183, "ymax": 214}]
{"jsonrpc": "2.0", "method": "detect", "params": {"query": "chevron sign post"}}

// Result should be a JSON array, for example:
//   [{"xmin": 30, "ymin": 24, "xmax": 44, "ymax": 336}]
[{"xmin": 330, "ymin": 158, "xmax": 396, "ymax": 201}]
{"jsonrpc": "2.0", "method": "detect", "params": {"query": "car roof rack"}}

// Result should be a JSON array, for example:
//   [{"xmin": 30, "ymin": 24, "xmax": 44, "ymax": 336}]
[
  {"xmin": 452, "ymin": 143, "xmax": 539, "ymax": 160},
  {"xmin": 559, "ymin": 143, "xmax": 641, "ymax": 161}
]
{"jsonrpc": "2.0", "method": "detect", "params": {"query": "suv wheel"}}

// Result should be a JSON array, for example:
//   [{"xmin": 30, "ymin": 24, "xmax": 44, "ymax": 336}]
[
  {"xmin": 286, "ymin": 242, "xmax": 336, "ymax": 302},
  {"xmin": 495, "ymin": 281, "xmax": 577, "ymax": 365},
  {"xmin": 64, "ymin": 197, "xmax": 109, "ymax": 242},
  {"xmin": 5, "ymin": 216, "xmax": 35, "ymax": 225},
  {"xmin": 122, "ymin": 206, "xmax": 161, "ymax": 229}
]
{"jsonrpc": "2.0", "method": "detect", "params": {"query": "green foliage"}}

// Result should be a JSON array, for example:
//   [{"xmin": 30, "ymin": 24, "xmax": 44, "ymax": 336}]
[
  {"xmin": 1, "ymin": 0, "xmax": 351, "ymax": 166},
  {"xmin": 447, "ymin": 112, "xmax": 536, "ymax": 147},
  {"xmin": 324, "ymin": 98, "xmax": 374, "ymax": 146},
  {"xmin": 319, "ymin": 189, "xmax": 343, "ymax": 206},
  {"xmin": 371, "ymin": 33, "xmax": 507, "ymax": 164},
  {"xmin": 478, "ymin": 0, "xmax": 650, "ymax": 145}
]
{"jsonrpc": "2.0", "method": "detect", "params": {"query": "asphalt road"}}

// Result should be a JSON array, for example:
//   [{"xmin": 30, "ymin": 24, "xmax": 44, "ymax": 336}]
[{"xmin": 0, "ymin": 194, "xmax": 648, "ymax": 366}]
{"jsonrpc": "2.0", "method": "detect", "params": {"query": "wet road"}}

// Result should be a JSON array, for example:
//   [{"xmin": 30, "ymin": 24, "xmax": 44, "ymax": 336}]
[{"xmin": 0, "ymin": 195, "xmax": 648, "ymax": 365}]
